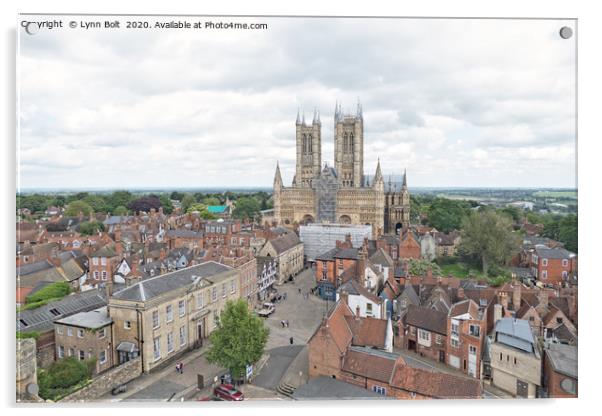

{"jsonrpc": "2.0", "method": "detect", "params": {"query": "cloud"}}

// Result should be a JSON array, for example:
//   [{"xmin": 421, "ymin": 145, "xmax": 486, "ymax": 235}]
[{"xmin": 18, "ymin": 17, "xmax": 576, "ymax": 188}]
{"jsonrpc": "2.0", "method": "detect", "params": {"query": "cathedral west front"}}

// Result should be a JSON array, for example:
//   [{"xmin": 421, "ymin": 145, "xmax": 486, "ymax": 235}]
[{"xmin": 273, "ymin": 102, "xmax": 410, "ymax": 237}]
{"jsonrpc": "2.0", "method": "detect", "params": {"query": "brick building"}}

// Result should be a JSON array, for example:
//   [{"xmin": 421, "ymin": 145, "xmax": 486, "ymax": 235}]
[
  {"xmin": 446, "ymin": 299, "xmax": 487, "ymax": 379},
  {"xmin": 543, "ymin": 343, "xmax": 577, "ymax": 398},
  {"xmin": 529, "ymin": 247, "xmax": 577, "ymax": 284}
]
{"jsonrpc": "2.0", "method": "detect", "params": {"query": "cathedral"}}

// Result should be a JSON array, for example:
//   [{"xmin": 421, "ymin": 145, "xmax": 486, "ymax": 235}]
[{"xmin": 273, "ymin": 102, "xmax": 410, "ymax": 237}]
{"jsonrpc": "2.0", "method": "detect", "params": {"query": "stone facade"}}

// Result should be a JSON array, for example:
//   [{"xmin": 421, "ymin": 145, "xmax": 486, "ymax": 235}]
[
  {"xmin": 490, "ymin": 342, "xmax": 541, "ymax": 398},
  {"xmin": 273, "ymin": 103, "xmax": 410, "ymax": 238},
  {"xmin": 60, "ymin": 357, "xmax": 142, "ymax": 402},
  {"xmin": 16, "ymin": 338, "xmax": 39, "ymax": 402},
  {"xmin": 54, "ymin": 320, "xmax": 113, "ymax": 374}
]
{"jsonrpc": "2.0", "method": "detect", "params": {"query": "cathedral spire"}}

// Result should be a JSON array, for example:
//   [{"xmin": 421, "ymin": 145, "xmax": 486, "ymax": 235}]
[
  {"xmin": 313, "ymin": 107, "xmax": 320, "ymax": 125},
  {"xmin": 274, "ymin": 161, "xmax": 283, "ymax": 186},
  {"xmin": 402, "ymin": 169, "xmax": 408, "ymax": 190},
  {"xmin": 374, "ymin": 159, "xmax": 383, "ymax": 184},
  {"xmin": 302, "ymin": 110, "xmax": 306, "ymax": 126},
  {"xmin": 296, "ymin": 108, "xmax": 301, "ymax": 125},
  {"xmin": 356, "ymin": 97, "xmax": 363, "ymax": 119}
]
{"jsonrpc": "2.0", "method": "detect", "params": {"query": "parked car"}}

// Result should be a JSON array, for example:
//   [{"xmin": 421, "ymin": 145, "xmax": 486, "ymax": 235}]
[
  {"xmin": 213, "ymin": 384, "xmax": 244, "ymax": 401},
  {"xmin": 256, "ymin": 302, "xmax": 275, "ymax": 317}
]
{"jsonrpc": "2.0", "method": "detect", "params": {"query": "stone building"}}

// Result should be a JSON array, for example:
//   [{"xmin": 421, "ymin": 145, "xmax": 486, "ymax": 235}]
[
  {"xmin": 273, "ymin": 103, "xmax": 410, "ymax": 238},
  {"xmin": 257, "ymin": 232, "xmax": 304, "ymax": 284},
  {"xmin": 54, "ymin": 306, "xmax": 113, "ymax": 374},
  {"xmin": 108, "ymin": 261, "xmax": 240, "ymax": 373}
]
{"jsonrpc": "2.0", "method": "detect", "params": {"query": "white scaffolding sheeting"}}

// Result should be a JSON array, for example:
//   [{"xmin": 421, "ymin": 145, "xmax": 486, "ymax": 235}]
[{"xmin": 299, "ymin": 223, "xmax": 372, "ymax": 262}]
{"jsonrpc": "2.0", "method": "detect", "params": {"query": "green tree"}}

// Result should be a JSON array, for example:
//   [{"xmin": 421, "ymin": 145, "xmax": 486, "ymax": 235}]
[
  {"xmin": 83, "ymin": 195, "xmax": 108, "ymax": 213},
  {"xmin": 557, "ymin": 214, "xmax": 578, "ymax": 253},
  {"xmin": 78, "ymin": 221, "xmax": 105, "ymax": 236},
  {"xmin": 407, "ymin": 259, "xmax": 442, "ymax": 276},
  {"xmin": 170, "ymin": 191, "xmax": 186, "ymax": 201},
  {"xmin": 113, "ymin": 205, "xmax": 128, "ymax": 216},
  {"xmin": 181, "ymin": 194, "xmax": 196, "ymax": 213},
  {"xmin": 64, "ymin": 200, "xmax": 93, "ymax": 217},
  {"xmin": 232, "ymin": 197, "xmax": 261, "ymax": 221},
  {"xmin": 459, "ymin": 209, "xmax": 520, "ymax": 274},
  {"xmin": 38, "ymin": 357, "xmax": 92, "ymax": 400},
  {"xmin": 426, "ymin": 198, "xmax": 471, "ymax": 232},
  {"xmin": 203, "ymin": 197, "xmax": 221, "ymax": 206},
  {"xmin": 499, "ymin": 206, "xmax": 523, "ymax": 223},
  {"xmin": 158, "ymin": 194, "xmax": 174, "ymax": 214},
  {"xmin": 206, "ymin": 299, "xmax": 269, "ymax": 380},
  {"xmin": 106, "ymin": 191, "xmax": 134, "ymax": 212}
]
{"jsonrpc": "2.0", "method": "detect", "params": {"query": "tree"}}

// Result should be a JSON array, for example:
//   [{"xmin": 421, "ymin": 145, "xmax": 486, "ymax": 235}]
[
  {"xmin": 158, "ymin": 194, "xmax": 174, "ymax": 214},
  {"xmin": 113, "ymin": 205, "xmax": 128, "ymax": 216},
  {"xmin": 127, "ymin": 195, "xmax": 162, "ymax": 214},
  {"xmin": 459, "ymin": 209, "xmax": 520, "ymax": 274},
  {"xmin": 78, "ymin": 221, "xmax": 105, "ymax": 236},
  {"xmin": 106, "ymin": 191, "xmax": 134, "ymax": 212},
  {"xmin": 407, "ymin": 259, "xmax": 442, "ymax": 276},
  {"xmin": 206, "ymin": 299, "xmax": 269, "ymax": 380},
  {"xmin": 232, "ymin": 197, "xmax": 261, "ymax": 221},
  {"xmin": 187, "ymin": 203, "xmax": 217, "ymax": 219},
  {"xmin": 181, "ymin": 194, "xmax": 196, "ymax": 213},
  {"xmin": 170, "ymin": 191, "xmax": 186, "ymax": 201},
  {"xmin": 64, "ymin": 200, "xmax": 93, "ymax": 217},
  {"xmin": 557, "ymin": 214, "xmax": 577, "ymax": 253},
  {"xmin": 203, "ymin": 197, "xmax": 221, "ymax": 206},
  {"xmin": 426, "ymin": 198, "xmax": 472, "ymax": 232},
  {"xmin": 83, "ymin": 195, "xmax": 108, "ymax": 213}
]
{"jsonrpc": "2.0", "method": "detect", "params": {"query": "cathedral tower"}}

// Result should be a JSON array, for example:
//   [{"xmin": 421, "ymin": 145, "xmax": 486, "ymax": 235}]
[
  {"xmin": 334, "ymin": 100, "xmax": 364, "ymax": 188},
  {"xmin": 294, "ymin": 109, "xmax": 321, "ymax": 188}
]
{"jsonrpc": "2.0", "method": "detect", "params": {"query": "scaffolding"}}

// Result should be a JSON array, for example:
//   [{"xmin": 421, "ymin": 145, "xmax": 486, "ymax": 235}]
[{"xmin": 299, "ymin": 223, "xmax": 372, "ymax": 262}]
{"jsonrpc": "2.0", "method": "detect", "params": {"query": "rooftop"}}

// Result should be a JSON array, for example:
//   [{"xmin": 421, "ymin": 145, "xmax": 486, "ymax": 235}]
[
  {"xmin": 545, "ymin": 343, "xmax": 577, "ymax": 379},
  {"xmin": 55, "ymin": 306, "xmax": 112, "ymax": 329}
]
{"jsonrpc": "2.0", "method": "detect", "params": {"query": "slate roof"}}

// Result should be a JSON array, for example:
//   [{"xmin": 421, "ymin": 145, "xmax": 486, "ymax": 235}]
[
  {"xmin": 293, "ymin": 376, "xmax": 388, "ymax": 400},
  {"xmin": 369, "ymin": 248, "xmax": 394, "ymax": 268},
  {"xmin": 534, "ymin": 247, "xmax": 576, "ymax": 259},
  {"xmin": 90, "ymin": 244, "xmax": 117, "ymax": 258},
  {"xmin": 111, "ymin": 261, "xmax": 232, "ymax": 302},
  {"xmin": 17, "ymin": 260, "xmax": 53, "ymax": 276},
  {"xmin": 269, "ymin": 232, "xmax": 301, "ymax": 255},
  {"xmin": 334, "ymin": 248, "xmax": 359, "ymax": 260},
  {"xmin": 494, "ymin": 318, "xmax": 535, "ymax": 353},
  {"xmin": 17, "ymin": 289, "xmax": 107, "ymax": 333},
  {"xmin": 103, "ymin": 216, "xmax": 134, "ymax": 225},
  {"xmin": 396, "ymin": 284, "xmax": 420, "ymax": 308},
  {"xmin": 545, "ymin": 343, "xmax": 577, "ymax": 378},
  {"xmin": 55, "ymin": 306, "xmax": 112, "ymax": 329},
  {"xmin": 338, "ymin": 279, "xmax": 382, "ymax": 305},
  {"xmin": 449, "ymin": 299, "xmax": 480, "ymax": 319},
  {"xmin": 165, "ymin": 230, "xmax": 203, "ymax": 238},
  {"xmin": 406, "ymin": 305, "xmax": 448, "ymax": 335}
]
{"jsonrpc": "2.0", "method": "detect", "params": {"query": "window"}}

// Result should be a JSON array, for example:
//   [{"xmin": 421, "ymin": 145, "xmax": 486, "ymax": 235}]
[
  {"xmin": 99, "ymin": 350, "xmax": 107, "ymax": 364},
  {"xmin": 67, "ymin": 327, "xmax": 73, "ymax": 337},
  {"xmin": 69, "ymin": 348, "xmax": 74, "ymax": 357},
  {"xmin": 196, "ymin": 293, "xmax": 204, "ymax": 309},
  {"xmin": 179, "ymin": 326, "xmax": 187, "ymax": 347},
  {"xmin": 101, "ymin": 257, "xmax": 107, "ymax": 266},
  {"xmin": 92, "ymin": 257, "xmax": 99, "ymax": 266},
  {"xmin": 166, "ymin": 305, "xmax": 173, "ymax": 323},
  {"xmin": 451, "ymin": 338, "xmax": 459, "ymax": 348},
  {"xmin": 556, "ymin": 317, "xmax": 564, "ymax": 324},
  {"xmin": 213, "ymin": 310, "xmax": 219, "ymax": 328},
  {"xmin": 562, "ymin": 271, "xmax": 568, "ymax": 279},
  {"xmin": 514, "ymin": 357, "xmax": 517, "ymax": 365},
  {"xmin": 542, "ymin": 258, "xmax": 548, "ymax": 266},
  {"xmin": 153, "ymin": 337, "xmax": 161, "ymax": 361},
  {"xmin": 167, "ymin": 332, "xmax": 174, "ymax": 353},
  {"xmin": 79, "ymin": 350, "xmax": 85, "ymax": 361},
  {"xmin": 77, "ymin": 329, "xmax": 84, "ymax": 338},
  {"xmin": 98, "ymin": 328, "xmax": 106, "ymax": 338},
  {"xmin": 57, "ymin": 325, "xmax": 63, "ymax": 335},
  {"xmin": 212, "ymin": 287, "xmax": 218, "ymax": 302},
  {"xmin": 469, "ymin": 345, "xmax": 477, "ymax": 355},
  {"xmin": 152, "ymin": 310, "xmax": 160, "ymax": 329},
  {"xmin": 542, "ymin": 270, "xmax": 548, "ymax": 279},
  {"xmin": 529, "ymin": 316, "xmax": 535, "ymax": 322},
  {"xmin": 562, "ymin": 259, "xmax": 569, "ymax": 267},
  {"xmin": 436, "ymin": 335, "xmax": 443, "ymax": 345},
  {"xmin": 338, "ymin": 259, "xmax": 344, "ymax": 270},
  {"xmin": 230, "ymin": 280, "xmax": 236, "ymax": 294},
  {"xmin": 222, "ymin": 283, "xmax": 227, "ymax": 298},
  {"xmin": 366, "ymin": 303, "xmax": 373, "ymax": 314},
  {"xmin": 418, "ymin": 329, "xmax": 431, "ymax": 341},
  {"xmin": 94, "ymin": 271, "xmax": 99, "ymax": 280},
  {"xmin": 451, "ymin": 321, "xmax": 459, "ymax": 335},
  {"xmin": 101, "ymin": 271, "xmax": 107, "ymax": 281},
  {"xmin": 372, "ymin": 385, "xmax": 387, "ymax": 395},
  {"xmin": 179, "ymin": 300, "xmax": 186, "ymax": 317},
  {"xmin": 499, "ymin": 353, "xmax": 503, "ymax": 361},
  {"xmin": 124, "ymin": 320, "xmax": 131, "ymax": 329},
  {"xmin": 58, "ymin": 345, "xmax": 64, "ymax": 358},
  {"xmin": 49, "ymin": 308, "xmax": 61, "ymax": 317},
  {"xmin": 469, "ymin": 324, "xmax": 480, "ymax": 337}
]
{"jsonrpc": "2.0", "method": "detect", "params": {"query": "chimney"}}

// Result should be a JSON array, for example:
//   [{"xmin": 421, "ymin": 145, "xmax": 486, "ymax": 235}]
[
  {"xmin": 493, "ymin": 304, "xmax": 503, "ymax": 326},
  {"xmin": 499, "ymin": 292, "xmax": 509, "ymax": 310},
  {"xmin": 457, "ymin": 287, "xmax": 465, "ymax": 299},
  {"xmin": 336, "ymin": 240, "xmax": 342, "ymax": 249},
  {"xmin": 512, "ymin": 283, "xmax": 522, "ymax": 310},
  {"xmin": 356, "ymin": 246, "xmax": 366, "ymax": 283},
  {"xmin": 355, "ymin": 305, "xmax": 361, "ymax": 319},
  {"xmin": 538, "ymin": 289, "xmax": 549, "ymax": 307}
]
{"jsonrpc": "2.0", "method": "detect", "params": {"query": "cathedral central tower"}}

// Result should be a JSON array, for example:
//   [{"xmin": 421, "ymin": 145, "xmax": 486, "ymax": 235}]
[{"xmin": 294, "ymin": 109, "xmax": 322, "ymax": 188}]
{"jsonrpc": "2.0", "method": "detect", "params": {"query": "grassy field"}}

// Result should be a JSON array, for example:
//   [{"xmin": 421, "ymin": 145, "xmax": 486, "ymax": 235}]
[
  {"xmin": 533, "ymin": 191, "xmax": 577, "ymax": 199},
  {"xmin": 440, "ymin": 263, "xmax": 486, "ymax": 279}
]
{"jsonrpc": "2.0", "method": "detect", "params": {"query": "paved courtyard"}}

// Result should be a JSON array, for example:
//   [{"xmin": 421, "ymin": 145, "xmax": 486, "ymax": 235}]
[{"xmin": 262, "ymin": 267, "xmax": 328, "ymax": 350}]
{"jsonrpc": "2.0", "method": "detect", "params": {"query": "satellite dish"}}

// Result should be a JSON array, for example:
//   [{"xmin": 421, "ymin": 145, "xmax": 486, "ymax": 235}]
[{"xmin": 26, "ymin": 383, "xmax": 39, "ymax": 396}]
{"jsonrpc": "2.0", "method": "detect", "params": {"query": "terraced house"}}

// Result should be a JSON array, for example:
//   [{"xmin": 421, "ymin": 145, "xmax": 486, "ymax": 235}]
[{"xmin": 108, "ymin": 261, "xmax": 240, "ymax": 372}]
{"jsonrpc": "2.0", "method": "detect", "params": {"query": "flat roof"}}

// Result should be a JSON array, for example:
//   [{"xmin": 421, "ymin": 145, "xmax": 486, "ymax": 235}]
[{"xmin": 55, "ymin": 306, "xmax": 112, "ymax": 329}]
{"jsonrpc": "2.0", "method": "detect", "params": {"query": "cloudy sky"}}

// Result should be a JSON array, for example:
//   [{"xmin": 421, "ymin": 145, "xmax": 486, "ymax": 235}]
[{"xmin": 18, "ymin": 16, "xmax": 576, "ymax": 189}]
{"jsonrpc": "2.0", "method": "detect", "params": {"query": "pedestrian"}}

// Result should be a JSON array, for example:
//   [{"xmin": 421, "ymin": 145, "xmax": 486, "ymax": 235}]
[
  {"xmin": 285, "ymin": 320, "xmax": 289, "ymax": 327},
  {"xmin": 283, "ymin": 292, "xmax": 287, "ymax": 300},
  {"xmin": 175, "ymin": 362, "xmax": 180, "ymax": 374},
  {"xmin": 298, "ymin": 288, "xmax": 302, "ymax": 294},
  {"xmin": 281, "ymin": 320, "xmax": 285, "ymax": 328},
  {"xmin": 289, "ymin": 336, "xmax": 294, "ymax": 345},
  {"xmin": 180, "ymin": 361, "xmax": 184, "ymax": 374}
]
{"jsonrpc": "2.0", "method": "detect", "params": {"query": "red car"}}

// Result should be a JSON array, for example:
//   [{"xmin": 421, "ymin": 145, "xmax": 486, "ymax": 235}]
[{"xmin": 213, "ymin": 384, "xmax": 244, "ymax": 401}]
